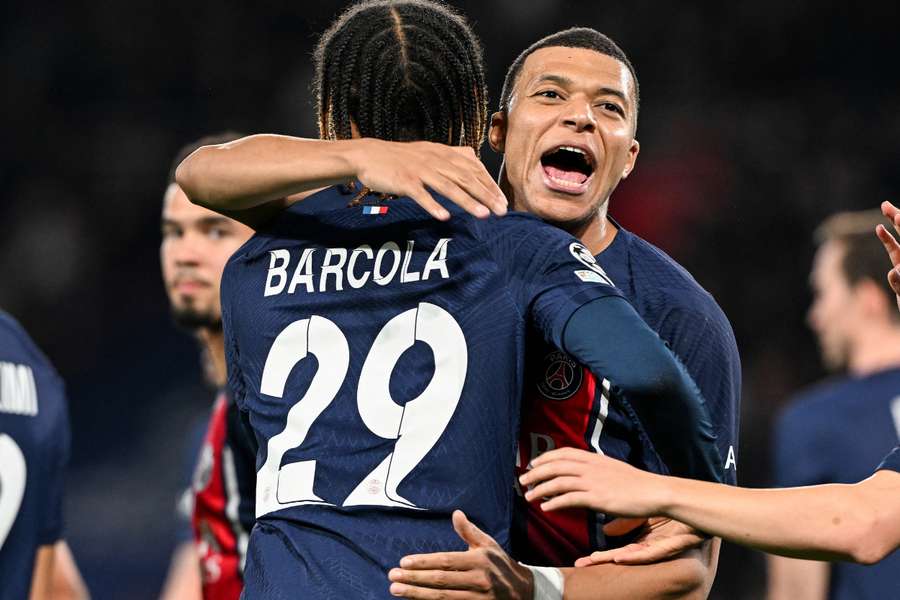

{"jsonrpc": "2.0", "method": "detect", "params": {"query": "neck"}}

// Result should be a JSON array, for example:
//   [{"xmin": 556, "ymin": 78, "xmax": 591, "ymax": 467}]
[
  {"xmin": 847, "ymin": 323, "xmax": 900, "ymax": 376},
  {"xmin": 196, "ymin": 329, "xmax": 227, "ymax": 388},
  {"xmin": 499, "ymin": 170, "xmax": 618, "ymax": 255}
]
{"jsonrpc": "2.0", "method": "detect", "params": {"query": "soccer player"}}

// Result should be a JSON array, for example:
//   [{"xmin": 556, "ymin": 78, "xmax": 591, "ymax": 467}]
[
  {"xmin": 157, "ymin": 134, "xmax": 256, "ymax": 600},
  {"xmin": 0, "ymin": 311, "xmax": 88, "ymax": 600},
  {"xmin": 517, "ymin": 445, "xmax": 900, "ymax": 566},
  {"xmin": 181, "ymin": 2, "xmax": 722, "ymax": 598},
  {"xmin": 177, "ymin": 21, "xmax": 739, "ymax": 600},
  {"xmin": 768, "ymin": 209, "xmax": 900, "ymax": 600}
]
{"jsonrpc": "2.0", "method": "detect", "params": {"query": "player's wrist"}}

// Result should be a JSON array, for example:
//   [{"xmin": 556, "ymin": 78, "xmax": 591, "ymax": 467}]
[{"xmin": 519, "ymin": 563, "xmax": 564, "ymax": 600}]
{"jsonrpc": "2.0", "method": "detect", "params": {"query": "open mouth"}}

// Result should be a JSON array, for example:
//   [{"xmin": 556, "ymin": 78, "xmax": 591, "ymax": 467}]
[{"xmin": 540, "ymin": 146, "xmax": 594, "ymax": 191}]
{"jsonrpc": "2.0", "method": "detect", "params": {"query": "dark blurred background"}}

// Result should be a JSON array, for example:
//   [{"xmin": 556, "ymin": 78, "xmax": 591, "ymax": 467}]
[{"xmin": 2, "ymin": 0, "xmax": 898, "ymax": 597}]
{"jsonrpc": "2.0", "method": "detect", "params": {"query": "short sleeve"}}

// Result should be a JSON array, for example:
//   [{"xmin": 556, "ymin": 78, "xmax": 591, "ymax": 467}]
[
  {"xmin": 876, "ymin": 446, "xmax": 900, "ymax": 473},
  {"xmin": 487, "ymin": 216, "xmax": 623, "ymax": 349},
  {"xmin": 221, "ymin": 268, "xmax": 248, "ymax": 412},
  {"xmin": 657, "ymin": 306, "xmax": 741, "ymax": 484},
  {"xmin": 38, "ymin": 373, "xmax": 70, "ymax": 545}
]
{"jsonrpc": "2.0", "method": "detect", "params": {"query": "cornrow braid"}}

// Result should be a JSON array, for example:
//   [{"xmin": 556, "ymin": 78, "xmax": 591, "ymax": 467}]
[{"xmin": 313, "ymin": 0, "xmax": 488, "ymax": 155}]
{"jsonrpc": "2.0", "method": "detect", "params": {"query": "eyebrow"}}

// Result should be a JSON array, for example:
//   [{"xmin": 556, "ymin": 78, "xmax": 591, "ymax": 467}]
[
  {"xmin": 161, "ymin": 216, "xmax": 233, "ymax": 228},
  {"xmin": 533, "ymin": 74, "xmax": 631, "ymax": 107}
]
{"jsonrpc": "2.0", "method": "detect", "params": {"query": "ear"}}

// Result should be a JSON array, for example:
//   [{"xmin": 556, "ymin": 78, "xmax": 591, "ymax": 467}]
[
  {"xmin": 488, "ymin": 111, "xmax": 507, "ymax": 153},
  {"xmin": 856, "ymin": 279, "xmax": 892, "ymax": 321},
  {"xmin": 621, "ymin": 138, "xmax": 640, "ymax": 179}
]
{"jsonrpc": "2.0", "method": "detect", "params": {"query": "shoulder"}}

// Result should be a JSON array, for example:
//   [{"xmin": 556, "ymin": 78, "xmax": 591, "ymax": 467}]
[
  {"xmin": 777, "ymin": 376, "xmax": 850, "ymax": 435},
  {"xmin": 0, "ymin": 311, "xmax": 62, "ymax": 383}
]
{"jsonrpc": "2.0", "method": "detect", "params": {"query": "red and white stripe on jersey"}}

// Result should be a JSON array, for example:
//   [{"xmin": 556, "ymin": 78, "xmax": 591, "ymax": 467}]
[
  {"xmin": 516, "ymin": 347, "xmax": 611, "ymax": 567},
  {"xmin": 192, "ymin": 393, "xmax": 249, "ymax": 600}
]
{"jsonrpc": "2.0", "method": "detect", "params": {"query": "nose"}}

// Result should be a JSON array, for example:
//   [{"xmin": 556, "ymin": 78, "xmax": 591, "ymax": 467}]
[
  {"xmin": 561, "ymin": 98, "xmax": 597, "ymax": 133},
  {"xmin": 169, "ymin": 232, "xmax": 203, "ymax": 267}
]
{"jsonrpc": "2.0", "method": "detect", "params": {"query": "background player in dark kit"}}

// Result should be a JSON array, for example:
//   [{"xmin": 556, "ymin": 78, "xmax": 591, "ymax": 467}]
[
  {"xmin": 0, "ymin": 311, "xmax": 88, "ymax": 600},
  {"xmin": 158, "ymin": 134, "xmax": 256, "ymax": 600},
  {"xmin": 180, "ymin": 2, "xmax": 721, "ymax": 598},
  {"xmin": 178, "ymin": 18, "xmax": 738, "ymax": 600},
  {"xmin": 768, "ymin": 209, "xmax": 900, "ymax": 600}
]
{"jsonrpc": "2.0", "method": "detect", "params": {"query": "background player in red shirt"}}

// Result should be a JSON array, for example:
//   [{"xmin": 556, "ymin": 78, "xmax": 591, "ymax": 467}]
[{"xmin": 158, "ymin": 134, "xmax": 256, "ymax": 600}]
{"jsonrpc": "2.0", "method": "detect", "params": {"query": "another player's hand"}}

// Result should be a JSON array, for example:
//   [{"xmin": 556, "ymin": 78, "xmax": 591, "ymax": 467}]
[
  {"xmin": 388, "ymin": 510, "xmax": 533, "ymax": 599},
  {"xmin": 519, "ymin": 447, "xmax": 666, "ymax": 518},
  {"xmin": 574, "ymin": 517, "xmax": 709, "ymax": 566},
  {"xmin": 876, "ymin": 200, "xmax": 900, "ymax": 302},
  {"xmin": 349, "ymin": 139, "xmax": 507, "ymax": 221}
]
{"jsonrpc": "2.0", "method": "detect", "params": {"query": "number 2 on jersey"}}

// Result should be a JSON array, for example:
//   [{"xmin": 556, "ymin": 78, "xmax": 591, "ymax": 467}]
[
  {"xmin": 256, "ymin": 302, "xmax": 467, "ymax": 517},
  {"xmin": 0, "ymin": 434, "xmax": 27, "ymax": 549}
]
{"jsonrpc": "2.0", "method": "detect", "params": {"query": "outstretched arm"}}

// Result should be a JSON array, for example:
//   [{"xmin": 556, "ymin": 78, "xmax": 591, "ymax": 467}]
[
  {"xmin": 175, "ymin": 134, "xmax": 506, "ymax": 224},
  {"xmin": 521, "ymin": 448, "xmax": 900, "ymax": 565}
]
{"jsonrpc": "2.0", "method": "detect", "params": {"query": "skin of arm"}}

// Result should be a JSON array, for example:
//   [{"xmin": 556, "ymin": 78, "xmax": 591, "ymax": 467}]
[
  {"xmin": 158, "ymin": 541, "xmax": 201, "ymax": 600},
  {"xmin": 521, "ymin": 448, "xmax": 900, "ymax": 565},
  {"xmin": 175, "ymin": 134, "xmax": 506, "ymax": 225},
  {"xmin": 766, "ymin": 556, "xmax": 828, "ymax": 600},
  {"xmin": 30, "ymin": 541, "xmax": 90, "ymax": 600}
]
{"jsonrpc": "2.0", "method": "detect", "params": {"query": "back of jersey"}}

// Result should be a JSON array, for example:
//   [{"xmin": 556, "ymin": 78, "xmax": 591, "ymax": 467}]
[
  {"xmin": 0, "ymin": 311, "xmax": 70, "ymax": 600},
  {"xmin": 223, "ymin": 185, "xmax": 619, "ymax": 598}
]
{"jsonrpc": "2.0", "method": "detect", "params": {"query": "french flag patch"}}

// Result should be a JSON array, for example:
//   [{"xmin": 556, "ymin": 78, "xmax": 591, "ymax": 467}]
[{"xmin": 363, "ymin": 205, "xmax": 389, "ymax": 215}]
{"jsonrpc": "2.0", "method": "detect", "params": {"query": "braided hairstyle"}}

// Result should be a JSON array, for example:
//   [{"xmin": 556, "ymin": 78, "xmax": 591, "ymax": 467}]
[{"xmin": 313, "ymin": 0, "xmax": 488, "ymax": 155}]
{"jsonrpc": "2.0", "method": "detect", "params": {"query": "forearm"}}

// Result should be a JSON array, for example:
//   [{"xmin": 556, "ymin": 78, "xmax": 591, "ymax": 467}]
[
  {"xmin": 175, "ymin": 134, "xmax": 363, "ymax": 210},
  {"xmin": 659, "ymin": 473, "xmax": 898, "ymax": 563},
  {"xmin": 560, "ymin": 544, "xmax": 714, "ymax": 600}
]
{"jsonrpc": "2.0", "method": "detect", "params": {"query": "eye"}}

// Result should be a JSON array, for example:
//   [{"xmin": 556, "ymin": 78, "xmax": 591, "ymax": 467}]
[
  {"xmin": 536, "ymin": 90, "xmax": 562, "ymax": 100},
  {"xmin": 207, "ymin": 227, "xmax": 229, "ymax": 240},
  {"xmin": 161, "ymin": 227, "xmax": 181, "ymax": 239},
  {"xmin": 598, "ymin": 101, "xmax": 624, "ymax": 116}
]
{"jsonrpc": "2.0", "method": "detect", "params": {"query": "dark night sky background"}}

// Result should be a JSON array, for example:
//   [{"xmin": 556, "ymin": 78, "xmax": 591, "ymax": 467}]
[{"xmin": 2, "ymin": 1, "xmax": 899, "ymax": 597}]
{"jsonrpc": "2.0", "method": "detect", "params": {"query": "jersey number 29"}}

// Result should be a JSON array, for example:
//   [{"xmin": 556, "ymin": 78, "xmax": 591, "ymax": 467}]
[{"xmin": 255, "ymin": 302, "xmax": 467, "ymax": 518}]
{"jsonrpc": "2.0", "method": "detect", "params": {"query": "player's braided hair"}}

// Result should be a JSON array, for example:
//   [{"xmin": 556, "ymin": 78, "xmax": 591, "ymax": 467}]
[
  {"xmin": 313, "ymin": 0, "xmax": 488, "ymax": 156},
  {"xmin": 499, "ymin": 27, "xmax": 640, "ymax": 131}
]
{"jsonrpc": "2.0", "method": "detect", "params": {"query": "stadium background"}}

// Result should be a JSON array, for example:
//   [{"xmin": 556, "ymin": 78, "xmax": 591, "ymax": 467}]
[{"xmin": 3, "ymin": 1, "xmax": 898, "ymax": 597}]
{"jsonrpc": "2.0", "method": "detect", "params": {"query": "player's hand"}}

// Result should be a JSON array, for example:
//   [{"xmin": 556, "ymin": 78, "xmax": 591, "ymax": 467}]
[
  {"xmin": 574, "ymin": 517, "xmax": 709, "ymax": 566},
  {"xmin": 388, "ymin": 510, "xmax": 533, "ymax": 599},
  {"xmin": 519, "ymin": 447, "xmax": 666, "ymax": 517},
  {"xmin": 348, "ymin": 139, "xmax": 507, "ymax": 221},
  {"xmin": 876, "ymin": 200, "xmax": 900, "ymax": 301}
]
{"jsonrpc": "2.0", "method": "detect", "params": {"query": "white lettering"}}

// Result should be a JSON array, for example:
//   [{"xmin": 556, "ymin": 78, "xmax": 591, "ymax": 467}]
[
  {"xmin": 725, "ymin": 445, "xmax": 737, "ymax": 471},
  {"xmin": 264, "ymin": 250, "xmax": 290, "ymax": 297},
  {"xmin": 0, "ymin": 362, "xmax": 38, "ymax": 416},
  {"xmin": 348, "ymin": 245, "xmax": 374, "ymax": 289},
  {"xmin": 319, "ymin": 249, "xmax": 347, "ymax": 292},
  {"xmin": 423, "ymin": 238, "xmax": 451, "ymax": 280},
  {"xmin": 400, "ymin": 241, "xmax": 420, "ymax": 283},
  {"xmin": 373, "ymin": 242, "xmax": 401, "ymax": 286},
  {"xmin": 287, "ymin": 249, "xmax": 316, "ymax": 294}
]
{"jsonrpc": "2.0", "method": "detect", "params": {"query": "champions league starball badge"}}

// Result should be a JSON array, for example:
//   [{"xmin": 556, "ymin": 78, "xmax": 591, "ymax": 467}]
[{"xmin": 537, "ymin": 350, "xmax": 583, "ymax": 401}]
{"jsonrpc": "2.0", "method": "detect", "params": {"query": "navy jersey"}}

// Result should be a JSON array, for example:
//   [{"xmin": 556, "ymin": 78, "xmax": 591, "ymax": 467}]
[
  {"xmin": 514, "ymin": 222, "xmax": 741, "ymax": 565},
  {"xmin": 774, "ymin": 368, "xmax": 900, "ymax": 600},
  {"xmin": 878, "ymin": 446, "xmax": 900, "ymax": 472},
  {"xmin": 0, "ymin": 311, "xmax": 70, "ymax": 600},
  {"xmin": 222, "ymin": 186, "xmax": 623, "ymax": 598}
]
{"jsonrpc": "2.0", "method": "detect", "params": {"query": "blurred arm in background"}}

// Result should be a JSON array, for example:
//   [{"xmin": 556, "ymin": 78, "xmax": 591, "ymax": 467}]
[{"xmin": 30, "ymin": 541, "xmax": 90, "ymax": 600}]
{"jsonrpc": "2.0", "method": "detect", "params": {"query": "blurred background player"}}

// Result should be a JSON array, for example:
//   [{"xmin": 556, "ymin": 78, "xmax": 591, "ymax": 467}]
[
  {"xmin": 769, "ymin": 209, "xmax": 900, "ymax": 599},
  {"xmin": 0, "ymin": 310, "xmax": 88, "ymax": 600},
  {"xmin": 157, "ymin": 134, "xmax": 256, "ymax": 600},
  {"xmin": 178, "ymin": 17, "xmax": 734, "ymax": 600}
]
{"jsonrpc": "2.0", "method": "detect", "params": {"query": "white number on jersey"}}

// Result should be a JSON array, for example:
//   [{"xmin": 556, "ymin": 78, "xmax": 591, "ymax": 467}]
[
  {"xmin": 0, "ymin": 434, "xmax": 27, "ymax": 549},
  {"xmin": 256, "ymin": 302, "xmax": 467, "ymax": 517}
]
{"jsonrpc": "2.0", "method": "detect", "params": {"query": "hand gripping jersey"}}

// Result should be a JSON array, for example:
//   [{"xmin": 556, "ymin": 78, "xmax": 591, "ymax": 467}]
[
  {"xmin": 221, "ymin": 187, "xmax": 715, "ymax": 599},
  {"xmin": 877, "ymin": 446, "xmax": 900, "ymax": 473},
  {"xmin": 191, "ymin": 391, "xmax": 256, "ymax": 600},
  {"xmin": 774, "ymin": 369, "xmax": 900, "ymax": 600},
  {"xmin": 0, "ymin": 311, "xmax": 70, "ymax": 600},
  {"xmin": 514, "ymin": 223, "xmax": 741, "ymax": 566}
]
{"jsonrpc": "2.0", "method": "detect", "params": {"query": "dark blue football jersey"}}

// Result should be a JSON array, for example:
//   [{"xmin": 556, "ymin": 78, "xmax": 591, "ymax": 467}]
[
  {"xmin": 774, "ymin": 368, "xmax": 900, "ymax": 600},
  {"xmin": 878, "ymin": 446, "xmax": 900, "ymax": 473},
  {"xmin": 221, "ymin": 186, "xmax": 623, "ymax": 599},
  {"xmin": 0, "ymin": 311, "xmax": 70, "ymax": 600},
  {"xmin": 513, "ymin": 221, "xmax": 741, "ymax": 565}
]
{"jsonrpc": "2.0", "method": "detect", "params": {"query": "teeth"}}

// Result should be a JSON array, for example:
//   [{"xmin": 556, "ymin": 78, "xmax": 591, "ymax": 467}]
[{"xmin": 559, "ymin": 146, "xmax": 585, "ymax": 155}]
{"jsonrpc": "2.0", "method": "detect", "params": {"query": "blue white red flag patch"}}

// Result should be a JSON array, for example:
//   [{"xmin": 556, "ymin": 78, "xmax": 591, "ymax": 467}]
[{"xmin": 363, "ymin": 206, "xmax": 389, "ymax": 215}]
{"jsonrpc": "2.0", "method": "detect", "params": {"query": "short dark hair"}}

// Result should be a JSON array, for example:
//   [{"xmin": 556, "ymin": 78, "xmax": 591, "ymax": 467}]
[
  {"xmin": 167, "ymin": 131, "xmax": 245, "ymax": 185},
  {"xmin": 313, "ymin": 0, "xmax": 487, "ymax": 153},
  {"xmin": 815, "ymin": 209, "xmax": 899, "ymax": 319},
  {"xmin": 499, "ymin": 27, "xmax": 639, "ymax": 127}
]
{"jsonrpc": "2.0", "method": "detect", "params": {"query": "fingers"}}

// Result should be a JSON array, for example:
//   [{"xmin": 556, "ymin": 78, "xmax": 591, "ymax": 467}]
[
  {"xmin": 602, "ymin": 517, "xmax": 647, "ymax": 537},
  {"xmin": 573, "ymin": 549, "xmax": 620, "ymax": 567},
  {"xmin": 606, "ymin": 535, "xmax": 704, "ymax": 565},
  {"xmin": 389, "ymin": 581, "xmax": 481, "ymax": 599},
  {"xmin": 881, "ymin": 200, "xmax": 900, "ymax": 229},
  {"xmin": 889, "ymin": 268, "xmax": 900, "ymax": 296},
  {"xmin": 538, "ymin": 491, "xmax": 594, "ymax": 512},
  {"xmin": 389, "ymin": 567, "xmax": 489, "ymax": 592},
  {"xmin": 529, "ymin": 446, "xmax": 596, "ymax": 468},
  {"xmin": 523, "ymin": 475, "xmax": 585, "ymax": 504},
  {"xmin": 400, "ymin": 551, "xmax": 481, "ymax": 572},
  {"xmin": 452, "ymin": 510, "xmax": 495, "ymax": 549},
  {"xmin": 424, "ymin": 176, "xmax": 491, "ymax": 219},
  {"xmin": 405, "ymin": 185, "xmax": 450, "ymax": 221},
  {"xmin": 520, "ymin": 460, "xmax": 584, "ymax": 490},
  {"xmin": 875, "ymin": 224, "xmax": 900, "ymax": 268}
]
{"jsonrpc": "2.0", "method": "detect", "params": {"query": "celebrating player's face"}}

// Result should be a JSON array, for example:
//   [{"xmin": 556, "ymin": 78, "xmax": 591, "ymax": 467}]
[
  {"xmin": 160, "ymin": 184, "xmax": 253, "ymax": 331},
  {"xmin": 490, "ymin": 46, "xmax": 639, "ymax": 226},
  {"xmin": 807, "ymin": 240, "xmax": 858, "ymax": 370}
]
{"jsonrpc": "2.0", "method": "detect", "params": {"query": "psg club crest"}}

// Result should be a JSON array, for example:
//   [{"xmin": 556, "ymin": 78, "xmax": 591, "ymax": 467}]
[{"xmin": 537, "ymin": 350, "xmax": 583, "ymax": 401}]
